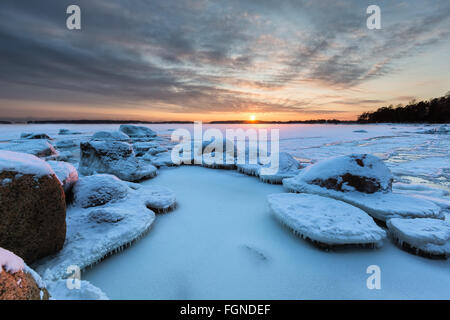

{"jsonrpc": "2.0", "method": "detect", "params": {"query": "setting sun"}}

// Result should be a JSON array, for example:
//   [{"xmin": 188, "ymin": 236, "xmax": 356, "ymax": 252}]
[{"xmin": 250, "ymin": 115, "xmax": 256, "ymax": 121}]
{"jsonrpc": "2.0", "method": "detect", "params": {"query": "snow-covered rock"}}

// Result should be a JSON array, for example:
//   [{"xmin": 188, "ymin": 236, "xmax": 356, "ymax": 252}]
[
  {"xmin": 34, "ymin": 188, "xmax": 156, "ymax": 280},
  {"xmin": 283, "ymin": 154, "xmax": 443, "ymax": 222},
  {"xmin": 143, "ymin": 151, "xmax": 178, "ymax": 168},
  {"xmin": 133, "ymin": 141, "xmax": 160, "ymax": 156},
  {"xmin": 20, "ymin": 132, "xmax": 53, "ymax": 140},
  {"xmin": 47, "ymin": 161, "xmax": 79, "ymax": 194},
  {"xmin": 79, "ymin": 140, "xmax": 157, "ymax": 182},
  {"xmin": 0, "ymin": 151, "xmax": 66, "ymax": 264},
  {"xmin": 267, "ymin": 193, "xmax": 386, "ymax": 247},
  {"xmin": 258, "ymin": 152, "xmax": 301, "ymax": 184},
  {"xmin": 0, "ymin": 248, "xmax": 49, "ymax": 300},
  {"xmin": 91, "ymin": 130, "xmax": 131, "ymax": 143},
  {"xmin": 58, "ymin": 129, "xmax": 82, "ymax": 135},
  {"xmin": 73, "ymin": 174, "xmax": 129, "ymax": 208},
  {"xmin": 142, "ymin": 185, "xmax": 176, "ymax": 213},
  {"xmin": 119, "ymin": 124, "xmax": 156, "ymax": 141},
  {"xmin": 288, "ymin": 154, "xmax": 393, "ymax": 193},
  {"xmin": 387, "ymin": 218, "xmax": 450, "ymax": 258},
  {"xmin": 144, "ymin": 145, "xmax": 169, "ymax": 156},
  {"xmin": 55, "ymin": 139, "xmax": 79, "ymax": 149},
  {"xmin": 0, "ymin": 140, "xmax": 58, "ymax": 158}
]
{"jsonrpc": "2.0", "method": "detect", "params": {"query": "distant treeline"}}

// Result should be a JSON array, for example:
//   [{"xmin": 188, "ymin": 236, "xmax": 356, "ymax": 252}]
[{"xmin": 358, "ymin": 93, "xmax": 450, "ymax": 123}]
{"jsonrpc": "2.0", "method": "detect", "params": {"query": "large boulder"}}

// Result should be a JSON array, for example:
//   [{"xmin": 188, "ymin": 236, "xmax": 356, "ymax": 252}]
[
  {"xmin": 73, "ymin": 174, "xmax": 129, "ymax": 208},
  {"xmin": 289, "ymin": 154, "xmax": 393, "ymax": 194},
  {"xmin": 0, "ymin": 248, "xmax": 49, "ymax": 300},
  {"xmin": 0, "ymin": 151, "xmax": 66, "ymax": 264},
  {"xmin": 119, "ymin": 124, "xmax": 156, "ymax": 141},
  {"xmin": 79, "ymin": 140, "xmax": 157, "ymax": 182}
]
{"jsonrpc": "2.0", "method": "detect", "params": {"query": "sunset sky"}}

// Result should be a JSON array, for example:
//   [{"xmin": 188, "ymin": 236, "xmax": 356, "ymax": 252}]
[{"xmin": 0, "ymin": 0, "xmax": 449, "ymax": 121}]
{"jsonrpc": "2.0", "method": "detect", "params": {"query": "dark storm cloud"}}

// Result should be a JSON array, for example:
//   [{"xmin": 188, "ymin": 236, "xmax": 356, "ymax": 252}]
[{"xmin": 0, "ymin": 0, "xmax": 449, "ymax": 116}]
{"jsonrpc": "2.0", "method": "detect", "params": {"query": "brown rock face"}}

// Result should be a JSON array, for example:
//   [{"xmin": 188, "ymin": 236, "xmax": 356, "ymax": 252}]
[
  {"xmin": 0, "ymin": 171, "xmax": 66, "ymax": 264},
  {"xmin": 311, "ymin": 173, "xmax": 382, "ymax": 194},
  {"xmin": 0, "ymin": 269, "xmax": 49, "ymax": 300}
]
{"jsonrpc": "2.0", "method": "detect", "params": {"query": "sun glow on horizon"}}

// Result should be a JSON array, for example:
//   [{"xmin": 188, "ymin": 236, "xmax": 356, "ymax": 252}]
[{"xmin": 250, "ymin": 115, "xmax": 256, "ymax": 121}]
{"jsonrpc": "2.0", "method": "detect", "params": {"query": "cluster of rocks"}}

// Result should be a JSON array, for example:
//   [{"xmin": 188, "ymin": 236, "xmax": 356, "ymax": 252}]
[
  {"xmin": 0, "ymin": 125, "xmax": 178, "ymax": 299},
  {"xmin": 271, "ymin": 154, "xmax": 447, "ymax": 258}
]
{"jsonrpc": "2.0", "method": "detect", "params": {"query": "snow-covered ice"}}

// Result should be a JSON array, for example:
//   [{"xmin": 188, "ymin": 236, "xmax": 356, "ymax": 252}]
[
  {"xmin": 0, "ymin": 247, "xmax": 25, "ymax": 274},
  {"xmin": 387, "ymin": 218, "xmax": 450, "ymax": 258},
  {"xmin": 267, "ymin": 193, "xmax": 386, "ymax": 247},
  {"xmin": 0, "ymin": 150, "xmax": 54, "ymax": 177},
  {"xmin": 0, "ymin": 140, "xmax": 58, "ymax": 158}
]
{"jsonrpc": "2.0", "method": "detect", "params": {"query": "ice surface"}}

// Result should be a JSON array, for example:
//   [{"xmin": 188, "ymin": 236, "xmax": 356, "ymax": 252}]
[
  {"xmin": 0, "ymin": 150, "xmax": 54, "ymax": 177},
  {"xmin": 267, "ymin": 193, "xmax": 386, "ymax": 246},
  {"xmin": 387, "ymin": 218, "xmax": 450, "ymax": 257},
  {"xmin": 73, "ymin": 174, "xmax": 129, "ymax": 208},
  {"xmin": 0, "ymin": 247, "xmax": 25, "ymax": 274},
  {"xmin": 82, "ymin": 167, "xmax": 450, "ymax": 299},
  {"xmin": 142, "ymin": 185, "xmax": 176, "ymax": 213}
]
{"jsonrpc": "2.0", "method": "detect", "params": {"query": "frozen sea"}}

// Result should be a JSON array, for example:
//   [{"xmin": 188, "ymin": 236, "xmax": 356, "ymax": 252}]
[{"xmin": 1, "ymin": 123, "xmax": 449, "ymax": 299}]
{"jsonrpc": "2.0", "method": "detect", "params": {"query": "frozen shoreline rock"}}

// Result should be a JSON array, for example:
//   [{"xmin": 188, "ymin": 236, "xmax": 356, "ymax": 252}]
[
  {"xmin": 283, "ymin": 154, "xmax": 443, "ymax": 222},
  {"xmin": 142, "ymin": 185, "xmax": 176, "ymax": 213},
  {"xmin": 79, "ymin": 140, "xmax": 157, "ymax": 182},
  {"xmin": 0, "ymin": 140, "xmax": 58, "ymax": 158},
  {"xmin": 267, "ymin": 193, "xmax": 386, "ymax": 248},
  {"xmin": 387, "ymin": 218, "xmax": 449, "ymax": 258},
  {"xmin": 0, "ymin": 151, "xmax": 66, "ymax": 264},
  {"xmin": 20, "ymin": 132, "xmax": 53, "ymax": 140},
  {"xmin": 47, "ymin": 161, "xmax": 79, "ymax": 194},
  {"xmin": 258, "ymin": 152, "xmax": 301, "ymax": 184},
  {"xmin": 119, "ymin": 124, "xmax": 156, "ymax": 141},
  {"xmin": 92, "ymin": 130, "xmax": 131, "ymax": 143},
  {"xmin": 58, "ymin": 129, "xmax": 82, "ymax": 135},
  {"xmin": 0, "ymin": 248, "xmax": 49, "ymax": 300},
  {"xmin": 73, "ymin": 174, "xmax": 129, "ymax": 208},
  {"xmin": 34, "ymin": 186, "xmax": 156, "ymax": 280}
]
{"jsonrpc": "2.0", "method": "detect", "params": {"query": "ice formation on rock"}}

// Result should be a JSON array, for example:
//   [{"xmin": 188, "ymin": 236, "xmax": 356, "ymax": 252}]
[
  {"xmin": 387, "ymin": 218, "xmax": 450, "ymax": 258},
  {"xmin": 45, "ymin": 279, "xmax": 108, "ymax": 300},
  {"xmin": 268, "ymin": 193, "xmax": 386, "ymax": 247},
  {"xmin": 283, "ymin": 154, "xmax": 443, "ymax": 222},
  {"xmin": 35, "ymin": 187, "xmax": 156, "ymax": 280},
  {"xmin": 258, "ymin": 152, "xmax": 301, "ymax": 184},
  {"xmin": 142, "ymin": 185, "xmax": 176, "ymax": 213},
  {"xmin": 0, "ymin": 140, "xmax": 58, "ymax": 158},
  {"xmin": 79, "ymin": 140, "xmax": 157, "ymax": 182},
  {"xmin": 91, "ymin": 130, "xmax": 131, "ymax": 143},
  {"xmin": 47, "ymin": 160, "xmax": 79, "ymax": 193},
  {"xmin": 119, "ymin": 124, "xmax": 156, "ymax": 141},
  {"xmin": 73, "ymin": 174, "xmax": 129, "ymax": 208}
]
